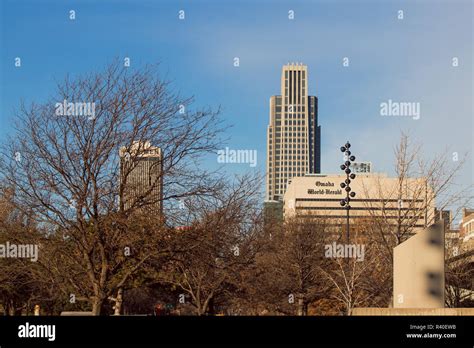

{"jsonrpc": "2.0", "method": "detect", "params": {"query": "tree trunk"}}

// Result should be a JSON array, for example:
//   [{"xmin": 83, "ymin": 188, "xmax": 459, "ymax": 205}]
[
  {"xmin": 297, "ymin": 294, "xmax": 305, "ymax": 316},
  {"xmin": 8, "ymin": 299, "xmax": 16, "ymax": 316},
  {"xmin": 346, "ymin": 301, "xmax": 353, "ymax": 316},
  {"xmin": 92, "ymin": 297, "xmax": 104, "ymax": 316},
  {"xmin": 113, "ymin": 288, "xmax": 124, "ymax": 315}
]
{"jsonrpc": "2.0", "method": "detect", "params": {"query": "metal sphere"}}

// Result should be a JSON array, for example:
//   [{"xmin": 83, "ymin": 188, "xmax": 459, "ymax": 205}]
[
  {"xmin": 350, "ymin": 173, "xmax": 356, "ymax": 179},
  {"xmin": 345, "ymin": 168, "xmax": 351, "ymax": 174},
  {"xmin": 350, "ymin": 192, "xmax": 356, "ymax": 197},
  {"xmin": 340, "ymin": 164, "xmax": 346, "ymax": 170},
  {"xmin": 345, "ymin": 161, "xmax": 351, "ymax": 167},
  {"xmin": 340, "ymin": 200, "xmax": 346, "ymax": 206},
  {"xmin": 346, "ymin": 205, "xmax": 351, "ymax": 210},
  {"xmin": 340, "ymin": 183, "xmax": 346, "ymax": 188},
  {"xmin": 345, "ymin": 142, "xmax": 351, "ymax": 149},
  {"xmin": 345, "ymin": 179, "xmax": 351, "ymax": 184},
  {"xmin": 340, "ymin": 146, "xmax": 346, "ymax": 152},
  {"xmin": 345, "ymin": 150, "xmax": 351, "ymax": 156},
  {"xmin": 350, "ymin": 155, "xmax": 356, "ymax": 161},
  {"xmin": 345, "ymin": 186, "xmax": 351, "ymax": 192}
]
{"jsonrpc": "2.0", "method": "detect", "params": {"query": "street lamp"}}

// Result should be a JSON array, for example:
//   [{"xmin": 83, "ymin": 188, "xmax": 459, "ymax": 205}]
[{"xmin": 339, "ymin": 141, "xmax": 356, "ymax": 242}]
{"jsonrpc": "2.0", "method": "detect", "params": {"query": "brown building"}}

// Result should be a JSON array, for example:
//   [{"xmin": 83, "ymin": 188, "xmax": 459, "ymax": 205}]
[
  {"xmin": 460, "ymin": 208, "xmax": 474, "ymax": 238},
  {"xmin": 459, "ymin": 208, "xmax": 474, "ymax": 251}
]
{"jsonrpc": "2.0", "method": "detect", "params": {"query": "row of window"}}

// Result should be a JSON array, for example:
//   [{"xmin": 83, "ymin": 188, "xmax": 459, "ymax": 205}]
[
  {"xmin": 273, "ymin": 132, "xmax": 306, "ymax": 138},
  {"xmin": 269, "ymin": 137, "xmax": 312, "ymax": 144},
  {"xmin": 271, "ymin": 126, "xmax": 307, "ymax": 132},
  {"xmin": 295, "ymin": 198, "xmax": 426, "ymax": 203},
  {"xmin": 285, "ymin": 79, "xmax": 306, "ymax": 88},
  {"xmin": 285, "ymin": 70, "xmax": 306, "ymax": 79},
  {"xmin": 271, "ymin": 151, "xmax": 307, "ymax": 157},
  {"xmin": 272, "ymin": 162, "xmax": 308, "ymax": 167},
  {"xmin": 277, "ymin": 105, "xmax": 307, "ymax": 112},
  {"xmin": 273, "ymin": 156, "xmax": 307, "ymax": 161},
  {"xmin": 269, "ymin": 139, "xmax": 306, "ymax": 144},
  {"xmin": 273, "ymin": 112, "xmax": 315, "ymax": 121},
  {"xmin": 284, "ymin": 120, "xmax": 306, "ymax": 125}
]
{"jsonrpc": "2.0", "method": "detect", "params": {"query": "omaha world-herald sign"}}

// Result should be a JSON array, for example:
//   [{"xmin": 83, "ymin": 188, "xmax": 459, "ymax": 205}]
[
  {"xmin": 307, "ymin": 180, "xmax": 342, "ymax": 195},
  {"xmin": 283, "ymin": 174, "xmax": 435, "ymax": 229}
]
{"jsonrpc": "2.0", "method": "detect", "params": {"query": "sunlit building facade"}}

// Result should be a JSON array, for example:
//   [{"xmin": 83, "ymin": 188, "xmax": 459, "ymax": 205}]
[{"xmin": 266, "ymin": 63, "xmax": 321, "ymax": 202}]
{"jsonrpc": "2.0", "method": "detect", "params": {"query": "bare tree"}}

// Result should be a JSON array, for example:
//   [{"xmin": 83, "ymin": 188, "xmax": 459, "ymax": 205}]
[
  {"xmin": 277, "ymin": 216, "xmax": 332, "ymax": 315},
  {"xmin": 362, "ymin": 132, "xmax": 470, "ymax": 253},
  {"xmin": 156, "ymin": 174, "xmax": 263, "ymax": 315},
  {"xmin": 236, "ymin": 214, "xmax": 334, "ymax": 316},
  {"xmin": 364, "ymin": 133, "xmax": 472, "ymax": 250},
  {"xmin": 0, "ymin": 187, "xmax": 48, "ymax": 315},
  {"xmin": 0, "ymin": 61, "xmax": 225, "ymax": 315},
  {"xmin": 319, "ymin": 239, "xmax": 384, "ymax": 315},
  {"xmin": 358, "ymin": 133, "xmax": 471, "ymax": 307},
  {"xmin": 445, "ymin": 242, "xmax": 474, "ymax": 308}
]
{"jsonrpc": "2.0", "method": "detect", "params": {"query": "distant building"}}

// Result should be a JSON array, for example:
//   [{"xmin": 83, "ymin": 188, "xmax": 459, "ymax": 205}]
[
  {"xmin": 263, "ymin": 200, "xmax": 284, "ymax": 225},
  {"xmin": 119, "ymin": 141, "xmax": 163, "ymax": 215},
  {"xmin": 266, "ymin": 63, "xmax": 321, "ymax": 202},
  {"xmin": 460, "ymin": 208, "xmax": 474, "ymax": 240},
  {"xmin": 352, "ymin": 162, "xmax": 372, "ymax": 174},
  {"xmin": 283, "ymin": 173, "xmax": 435, "ymax": 230},
  {"xmin": 435, "ymin": 208, "xmax": 452, "ymax": 231},
  {"xmin": 439, "ymin": 208, "xmax": 474, "ymax": 258},
  {"xmin": 459, "ymin": 208, "xmax": 474, "ymax": 252}
]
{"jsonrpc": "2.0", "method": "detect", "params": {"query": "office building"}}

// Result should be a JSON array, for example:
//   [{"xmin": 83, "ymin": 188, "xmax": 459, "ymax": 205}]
[
  {"xmin": 283, "ymin": 173, "xmax": 435, "ymax": 230},
  {"xmin": 119, "ymin": 141, "xmax": 163, "ymax": 215},
  {"xmin": 266, "ymin": 63, "xmax": 321, "ymax": 202}
]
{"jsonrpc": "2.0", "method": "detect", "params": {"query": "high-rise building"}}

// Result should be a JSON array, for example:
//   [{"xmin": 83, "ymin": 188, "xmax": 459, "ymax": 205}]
[
  {"xmin": 119, "ymin": 141, "xmax": 163, "ymax": 215},
  {"xmin": 266, "ymin": 63, "xmax": 321, "ymax": 202}
]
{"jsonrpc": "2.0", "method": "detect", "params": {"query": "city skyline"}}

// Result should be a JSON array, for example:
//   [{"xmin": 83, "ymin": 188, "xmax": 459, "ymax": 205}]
[
  {"xmin": 0, "ymin": 1, "xmax": 472, "ymax": 339},
  {"xmin": 0, "ymin": 0, "xmax": 472, "ymax": 219}
]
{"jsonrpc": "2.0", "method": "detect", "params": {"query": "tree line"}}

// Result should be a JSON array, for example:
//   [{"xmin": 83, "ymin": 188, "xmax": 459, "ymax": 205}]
[{"xmin": 0, "ymin": 62, "xmax": 471, "ymax": 315}]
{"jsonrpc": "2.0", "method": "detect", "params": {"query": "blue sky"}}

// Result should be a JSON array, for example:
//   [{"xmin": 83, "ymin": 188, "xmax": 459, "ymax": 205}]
[{"xmin": 1, "ymin": 0, "xmax": 472, "ymax": 217}]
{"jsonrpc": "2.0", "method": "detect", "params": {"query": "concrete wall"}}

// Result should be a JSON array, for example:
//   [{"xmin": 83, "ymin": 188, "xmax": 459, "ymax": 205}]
[
  {"xmin": 352, "ymin": 308, "xmax": 474, "ymax": 316},
  {"xmin": 393, "ymin": 222, "xmax": 445, "ymax": 308}
]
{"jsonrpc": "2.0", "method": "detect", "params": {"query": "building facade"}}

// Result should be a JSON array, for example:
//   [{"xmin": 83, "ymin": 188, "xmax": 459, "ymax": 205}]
[
  {"xmin": 266, "ymin": 63, "xmax": 321, "ymax": 202},
  {"xmin": 119, "ymin": 141, "xmax": 163, "ymax": 215},
  {"xmin": 283, "ymin": 173, "xmax": 435, "ymax": 230},
  {"xmin": 459, "ymin": 208, "xmax": 474, "ymax": 251},
  {"xmin": 460, "ymin": 208, "xmax": 474, "ymax": 239}
]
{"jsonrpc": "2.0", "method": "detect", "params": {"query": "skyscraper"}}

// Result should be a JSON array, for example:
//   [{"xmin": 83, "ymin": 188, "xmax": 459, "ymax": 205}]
[
  {"xmin": 266, "ymin": 63, "xmax": 321, "ymax": 202},
  {"xmin": 119, "ymin": 141, "xmax": 163, "ymax": 215}
]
